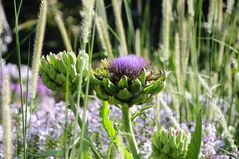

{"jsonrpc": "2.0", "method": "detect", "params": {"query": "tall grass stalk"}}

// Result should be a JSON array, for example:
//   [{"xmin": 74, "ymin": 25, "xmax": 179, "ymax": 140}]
[
  {"xmin": 13, "ymin": 0, "xmax": 26, "ymax": 158},
  {"xmin": 28, "ymin": 1, "xmax": 47, "ymax": 158},
  {"xmin": 187, "ymin": 0, "xmax": 194, "ymax": 17},
  {"xmin": 96, "ymin": 0, "xmax": 108, "ymax": 24},
  {"xmin": 207, "ymin": 0, "xmax": 215, "ymax": 33},
  {"xmin": 161, "ymin": 0, "xmax": 171, "ymax": 62},
  {"xmin": 96, "ymin": 16, "xmax": 113, "ymax": 60},
  {"xmin": 174, "ymin": 33, "xmax": 183, "ymax": 119},
  {"xmin": 0, "ymin": 14, "xmax": 2, "ymax": 63},
  {"xmin": 81, "ymin": 0, "xmax": 95, "ymax": 48},
  {"xmin": 159, "ymin": 98, "xmax": 181, "ymax": 129},
  {"xmin": 218, "ymin": 31, "xmax": 227, "ymax": 68},
  {"xmin": 78, "ymin": 2, "xmax": 97, "ymax": 156},
  {"xmin": 112, "ymin": 0, "xmax": 128, "ymax": 55},
  {"xmin": 55, "ymin": 13, "xmax": 72, "ymax": 51},
  {"xmin": 135, "ymin": 29, "xmax": 141, "ymax": 57},
  {"xmin": 71, "ymin": 50, "xmax": 84, "ymax": 158},
  {"xmin": 226, "ymin": 0, "xmax": 235, "ymax": 15},
  {"xmin": 1, "ymin": 75, "xmax": 12, "ymax": 159},
  {"xmin": 123, "ymin": 0, "xmax": 135, "ymax": 49},
  {"xmin": 211, "ymin": 101, "xmax": 238, "ymax": 152},
  {"xmin": 218, "ymin": 0, "xmax": 223, "ymax": 30},
  {"xmin": 79, "ymin": 23, "xmax": 96, "ymax": 159}
]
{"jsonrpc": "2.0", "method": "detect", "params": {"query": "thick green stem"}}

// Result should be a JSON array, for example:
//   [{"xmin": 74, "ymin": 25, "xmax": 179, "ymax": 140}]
[{"xmin": 122, "ymin": 105, "xmax": 140, "ymax": 159}]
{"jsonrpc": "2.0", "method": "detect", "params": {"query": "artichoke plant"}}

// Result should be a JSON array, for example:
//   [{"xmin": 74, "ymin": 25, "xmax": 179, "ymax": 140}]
[
  {"xmin": 91, "ymin": 55, "xmax": 166, "ymax": 159},
  {"xmin": 39, "ymin": 50, "xmax": 89, "ymax": 92},
  {"xmin": 151, "ymin": 127, "xmax": 190, "ymax": 159},
  {"xmin": 91, "ymin": 55, "xmax": 166, "ymax": 107}
]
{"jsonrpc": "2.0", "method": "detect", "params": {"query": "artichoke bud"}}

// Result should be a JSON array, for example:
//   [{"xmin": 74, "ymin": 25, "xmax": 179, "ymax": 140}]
[
  {"xmin": 92, "ymin": 55, "xmax": 166, "ymax": 107},
  {"xmin": 39, "ymin": 51, "xmax": 87, "ymax": 93},
  {"xmin": 151, "ymin": 127, "xmax": 189, "ymax": 159}
]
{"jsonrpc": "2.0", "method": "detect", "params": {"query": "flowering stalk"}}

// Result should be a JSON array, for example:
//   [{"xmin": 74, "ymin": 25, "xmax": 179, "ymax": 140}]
[
  {"xmin": 122, "ymin": 104, "xmax": 140, "ymax": 159},
  {"xmin": 92, "ymin": 55, "xmax": 166, "ymax": 157}
]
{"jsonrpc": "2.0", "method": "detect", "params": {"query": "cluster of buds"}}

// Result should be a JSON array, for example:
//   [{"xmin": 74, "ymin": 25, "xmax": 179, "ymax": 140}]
[
  {"xmin": 40, "ymin": 50, "xmax": 89, "ymax": 92},
  {"xmin": 91, "ymin": 55, "xmax": 166, "ymax": 107},
  {"xmin": 151, "ymin": 127, "xmax": 190, "ymax": 159}
]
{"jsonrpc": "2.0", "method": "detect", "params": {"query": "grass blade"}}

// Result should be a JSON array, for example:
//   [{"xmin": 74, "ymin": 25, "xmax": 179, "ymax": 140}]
[{"xmin": 187, "ymin": 109, "xmax": 202, "ymax": 159}]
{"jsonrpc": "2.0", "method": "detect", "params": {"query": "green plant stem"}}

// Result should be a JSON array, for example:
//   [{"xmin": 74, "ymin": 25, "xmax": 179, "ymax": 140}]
[
  {"xmin": 121, "ymin": 105, "xmax": 140, "ymax": 159},
  {"xmin": 69, "ymin": 102, "xmax": 102, "ymax": 159},
  {"xmin": 14, "ymin": 0, "xmax": 26, "ymax": 158}
]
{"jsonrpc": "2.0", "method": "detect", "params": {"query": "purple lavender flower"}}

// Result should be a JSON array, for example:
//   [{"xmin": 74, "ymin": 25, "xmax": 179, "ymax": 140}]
[{"xmin": 109, "ymin": 55, "xmax": 147, "ymax": 80}]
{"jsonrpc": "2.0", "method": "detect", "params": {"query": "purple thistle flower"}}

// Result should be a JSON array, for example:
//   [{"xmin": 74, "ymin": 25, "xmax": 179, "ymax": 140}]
[{"xmin": 109, "ymin": 55, "xmax": 147, "ymax": 80}]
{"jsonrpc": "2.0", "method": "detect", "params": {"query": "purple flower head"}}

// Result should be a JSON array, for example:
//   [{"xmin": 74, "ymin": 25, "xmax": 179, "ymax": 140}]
[{"xmin": 109, "ymin": 55, "xmax": 147, "ymax": 80}]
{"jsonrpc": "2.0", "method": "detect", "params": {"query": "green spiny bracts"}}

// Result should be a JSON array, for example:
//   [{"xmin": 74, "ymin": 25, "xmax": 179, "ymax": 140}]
[
  {"xmin": 39, "ymin": 50, "xmax": 89, "ymax": 92},
  {"xmin": 91, "ymin": 55, "xmax": 166, "ymax": 107},
  {"xmin": 151, "ymin": 127, "xmax": 190, "ymax": 159}
]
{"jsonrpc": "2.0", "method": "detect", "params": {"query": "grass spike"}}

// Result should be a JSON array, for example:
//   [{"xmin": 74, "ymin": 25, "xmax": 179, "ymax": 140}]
[
  {"xmin": 30, "ymin": 0, "xmax": 47, "ymax": 99},
  {"xmin": 96, "ymin": 16, "xmax": 113, "ymax": 60},
  {"xmin": 81, "ymin": 0, "xmax": 96, "ymax": 45},
  {"xmin": 1, "ymin": 74, "xmax": 12, "ymax": 159}
]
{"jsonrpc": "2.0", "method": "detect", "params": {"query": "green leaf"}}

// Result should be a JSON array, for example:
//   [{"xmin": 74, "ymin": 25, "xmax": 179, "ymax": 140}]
[
  {"xmin": 95, "ymin": 86, "xmax": 109, "ymax": 99},
  {"xmin": 27, "ymin": 150, "xmax": 61, "ymax": 158},
  {"xmin": 119, "ymin": 144, "xmax": 134, "ymax": 159},
  {"xmin": 130, "ymin": 94, "xmax": 147, "ymax": 104},
  {"xmin": 100, "ymin": 101, "xmax": 116, "ymax": 139},
  {"xmin": 187, "ymin": 109, "xmax": 202, "ymax": 159},
  {"xmin": 131, "ymin": 105, "xmax": 153, "ymax": 121},
  {"xmin": 100, "ymin": 102, "xmax": 133, "ymax": 159}
]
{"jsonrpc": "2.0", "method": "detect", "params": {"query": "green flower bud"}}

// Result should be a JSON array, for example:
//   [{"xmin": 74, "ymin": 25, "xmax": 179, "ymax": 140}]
[
  {"xmin": 151, "ymin": 127, "xmax": 189, "ymax": 159},
  {"xmin": 39, "ymin": 50, "xmax": 88, "ymax": 93}
]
